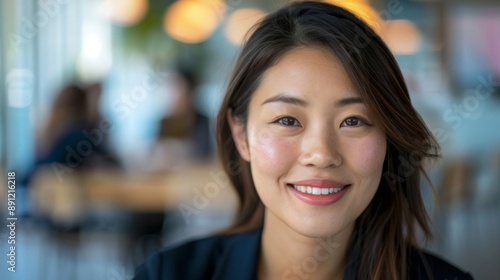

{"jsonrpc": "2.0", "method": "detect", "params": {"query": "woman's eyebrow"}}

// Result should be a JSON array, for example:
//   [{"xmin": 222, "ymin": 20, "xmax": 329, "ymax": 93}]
[
  {"xmin": 261, "ymin": 94, "xmax": 363, "ymax": 108},
  {"xmin": 335, "ymin": 96, "xmax": 364, "ymax": 107},
  {"xmin": 261, "ymin": 94, "xmax": 308, "ymax": 107}
]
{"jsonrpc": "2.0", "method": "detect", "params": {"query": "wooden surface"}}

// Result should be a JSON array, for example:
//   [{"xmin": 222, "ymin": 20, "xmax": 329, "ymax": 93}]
[{"xmin": 27, "ymin": 161, "xmax": 238, "ymax": 224}]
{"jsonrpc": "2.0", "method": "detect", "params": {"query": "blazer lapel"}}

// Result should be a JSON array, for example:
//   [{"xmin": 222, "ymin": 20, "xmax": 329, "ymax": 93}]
[{"xmin": 212, "ymin": 228, "xmax": 263, "ymax": 280}]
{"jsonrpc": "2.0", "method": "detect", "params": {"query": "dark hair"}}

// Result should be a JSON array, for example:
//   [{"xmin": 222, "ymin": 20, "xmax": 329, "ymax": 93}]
[
  {"xmin": 216, "ymin": 2, "xmax": 439, "ymax": 279},
  {"xmin": 175, "ymin": 65, "xmax": 198, "ymax": 94},
  {"xmin": 42, "ymin": 84, "xmax": 88, "ymax": 149}
]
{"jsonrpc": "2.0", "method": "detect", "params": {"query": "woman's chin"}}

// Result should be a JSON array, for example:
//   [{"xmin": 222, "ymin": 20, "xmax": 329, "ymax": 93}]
[{"xmin": 287, "ymin": 220, "xmax": 346, "ymax": 239}]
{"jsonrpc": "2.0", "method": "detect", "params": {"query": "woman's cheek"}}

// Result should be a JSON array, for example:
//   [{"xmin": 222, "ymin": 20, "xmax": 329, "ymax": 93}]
[
  {"xmin": 249, "ymin": 128, "xmax": 295, "ymax": 174},
  {"xmin": 346, "ymin": 135, "xmax": 386, "ymax": 176}
]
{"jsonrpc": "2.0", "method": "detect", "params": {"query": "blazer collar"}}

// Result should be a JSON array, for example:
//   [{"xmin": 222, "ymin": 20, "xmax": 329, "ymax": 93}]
[
  {"xmin": 212, "ymin": 227, "xmax": 263, "ymax": 280},
  {"xmin": 209, "ymin": 227, "xmax": 358, "ymax": 280}
]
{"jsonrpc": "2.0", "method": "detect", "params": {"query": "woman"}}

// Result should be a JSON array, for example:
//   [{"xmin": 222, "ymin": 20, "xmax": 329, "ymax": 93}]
[
  {"xmin": 135, "ymin": 2, "xmax": 473, "ymax": 279},
  {"xmin": 149, "ymin": 67, "xmax": 213, "ymax": 170}
]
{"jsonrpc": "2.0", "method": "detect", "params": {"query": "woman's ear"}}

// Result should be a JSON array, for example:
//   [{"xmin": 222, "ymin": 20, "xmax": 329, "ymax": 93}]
[{"xmin": 227, "ymin": 109, "xmax": 251, "ymax": 162}]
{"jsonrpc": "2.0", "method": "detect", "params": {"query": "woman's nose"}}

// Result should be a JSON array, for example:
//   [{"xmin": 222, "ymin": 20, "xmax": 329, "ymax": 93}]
[{"xmin": 298, "ymin": 128, "xmax": 342, "ymax": 168}]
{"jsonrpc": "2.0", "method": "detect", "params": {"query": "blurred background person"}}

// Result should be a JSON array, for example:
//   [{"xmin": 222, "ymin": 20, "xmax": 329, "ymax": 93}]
[
  {"xmin": 148, "ymin": 66, "xmax": 213, "ymax": 171},
  {"xmin": 22, "ymin": 83, "xmax": 121, "ymax": 197}
]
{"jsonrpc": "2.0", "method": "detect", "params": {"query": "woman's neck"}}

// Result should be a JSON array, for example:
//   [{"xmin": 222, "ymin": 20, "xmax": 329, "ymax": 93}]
[{"xmin": 258, "ymin": 211, "xmax": 354, "ymax": 280}]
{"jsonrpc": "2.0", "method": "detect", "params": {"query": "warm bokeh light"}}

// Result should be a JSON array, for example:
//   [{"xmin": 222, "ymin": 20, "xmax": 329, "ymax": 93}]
[
  {"xmin": 384, "ymin": 19, "xmax": 422, "ymax": 54},
  {"xmin": 101, "ymin": 0, "xmax": 148, "ymax": 26},
  {"xmin": 325, "ymin": 0, "xmax": 383, "ymax": 34},
  {"xmin": 225, "ymin": 8, "xmax": 267, "ymax": 45},
  {"xmin": 164, "ymin": 0, "xmax": 220, "ymax": 44}
]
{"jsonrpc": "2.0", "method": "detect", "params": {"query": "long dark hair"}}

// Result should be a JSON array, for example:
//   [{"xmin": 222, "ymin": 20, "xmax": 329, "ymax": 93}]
[
  {"xmin": 41, "ymin": 84, "xmax": 88, "ymax": 151},
  {"xmin": 216, "ymin": 2, "xmax": 439, "ymax": 279}
]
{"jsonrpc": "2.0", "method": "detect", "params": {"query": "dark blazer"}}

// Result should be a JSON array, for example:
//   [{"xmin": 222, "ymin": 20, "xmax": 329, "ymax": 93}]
[{"xmin": 134, "ymin": 228, "xmax": 473, "ymax": 280}]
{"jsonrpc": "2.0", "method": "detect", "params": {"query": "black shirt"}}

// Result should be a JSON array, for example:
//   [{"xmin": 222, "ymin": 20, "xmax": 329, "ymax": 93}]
[{"xmin": 134, "ymin": 228, "xmax": 473, "ymax": 280}]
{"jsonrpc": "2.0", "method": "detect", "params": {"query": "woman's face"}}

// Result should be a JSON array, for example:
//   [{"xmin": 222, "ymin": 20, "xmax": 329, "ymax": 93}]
[{"xmin": 229, "ymin": 47, "xmax": 386, "ymax": 238}]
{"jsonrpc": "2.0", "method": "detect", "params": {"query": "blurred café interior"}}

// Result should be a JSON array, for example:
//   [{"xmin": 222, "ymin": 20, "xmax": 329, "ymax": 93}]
[{"xmin": 0, "ymin": 0, "xmax": 499, "ymax": 279}]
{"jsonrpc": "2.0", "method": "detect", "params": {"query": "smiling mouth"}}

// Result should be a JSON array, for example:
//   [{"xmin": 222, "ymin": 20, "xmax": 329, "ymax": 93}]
[{"xmin": 288, "ymin": 184, "xmax": 350, "ymax": 195}]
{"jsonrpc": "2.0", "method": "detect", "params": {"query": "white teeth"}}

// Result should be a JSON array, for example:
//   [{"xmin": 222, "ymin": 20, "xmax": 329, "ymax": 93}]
[{"xmin": 292, "ymin": 185, "xmax": 345, "ymax": 195}]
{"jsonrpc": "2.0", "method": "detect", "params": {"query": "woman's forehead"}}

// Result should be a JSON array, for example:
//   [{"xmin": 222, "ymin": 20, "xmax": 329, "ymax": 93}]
[{"xmin": 251, "ymin": 47, "xmax": 359, "ymax": 105}]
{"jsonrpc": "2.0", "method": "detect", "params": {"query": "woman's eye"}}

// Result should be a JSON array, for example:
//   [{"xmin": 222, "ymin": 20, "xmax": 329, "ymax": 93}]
[
  {"xmin": 275, "ymin": 116, "xmax": 300, "ymax": 127},
  {"xmin": 341, "ymin": 117, "xmax": 367, "ymax": 127}
]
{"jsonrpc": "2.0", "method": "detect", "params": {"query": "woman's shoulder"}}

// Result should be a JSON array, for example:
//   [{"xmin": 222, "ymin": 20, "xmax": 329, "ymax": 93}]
[
  {"xmin": 409, "ymin": 248, "xmax": 474, "ymax": 280},
  {"xmin": 133, "ymin": 229, "xmax": 262, "ymax": 280}
]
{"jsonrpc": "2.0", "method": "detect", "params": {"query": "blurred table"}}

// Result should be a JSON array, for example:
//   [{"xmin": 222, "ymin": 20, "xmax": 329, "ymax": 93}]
[{"xmin": 28, "ymin": 161, "xmax": 238, "ymax": 225}]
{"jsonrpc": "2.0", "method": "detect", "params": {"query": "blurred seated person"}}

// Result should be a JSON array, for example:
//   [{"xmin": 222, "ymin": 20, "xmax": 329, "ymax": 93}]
[
  {"xmin": 36, "ymin": 83, "xmax": 120, "ymax": 171},
  {"xmin": 23, "ymin": 83, "xmax": 121, "ymax": 224},
  {"xmin": 128, "ymin": 69, "xmax": 213, "ymax": 265},
  {"xmin": 149, "ymin": 68, "xmax": 213, "ymax": 171}
]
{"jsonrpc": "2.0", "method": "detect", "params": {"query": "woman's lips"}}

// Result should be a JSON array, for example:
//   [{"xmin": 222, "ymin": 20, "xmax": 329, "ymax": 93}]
[
  {"xmin": 289, "ymin": 179, "xmax": 347, "ymax": 189},
  {"xmin": 287, "ymin": 180, "xmax": 351, "ymax": 206},
  {"xmin": 290, "ymin": 184, "xmax": 347, "ymax": 195}
]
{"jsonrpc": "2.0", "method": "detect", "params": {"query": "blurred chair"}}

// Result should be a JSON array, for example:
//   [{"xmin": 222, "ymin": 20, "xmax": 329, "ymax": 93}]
[
  {"xmin": 433, "ymin": 157, "xmax": 476, "ymax": 253},
  {"xmin": 438, "ymin": 157, "xmax": 474, "ymax": 208},
  {"xmin": 30, "ymin": 168, "xmax": 86, "ymax": 231},
  {"xmin": 29, "ymin": 167, "xmax": 86, "ymax": 280}
]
